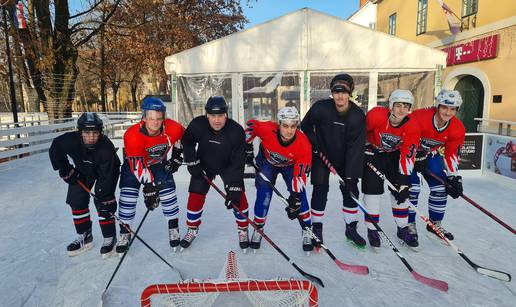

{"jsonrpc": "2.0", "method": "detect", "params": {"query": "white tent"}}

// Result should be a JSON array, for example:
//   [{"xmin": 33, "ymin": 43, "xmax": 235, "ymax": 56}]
[{"xmin": 164, "ymin": 8, "xmax": 447, "ymax": 125}]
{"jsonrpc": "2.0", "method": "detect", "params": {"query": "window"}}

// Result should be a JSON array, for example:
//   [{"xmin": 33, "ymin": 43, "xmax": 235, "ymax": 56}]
[
  {"xmin": 389, "ymin": 13, "xmax": 396, "ymax": 35},
  {"xmin": 462, "ymin": 0, "xmax": 478, "ymax": 17},
  {"xmin": 416, "ymin": 0, "xmax": 428, "ymax": 35}
]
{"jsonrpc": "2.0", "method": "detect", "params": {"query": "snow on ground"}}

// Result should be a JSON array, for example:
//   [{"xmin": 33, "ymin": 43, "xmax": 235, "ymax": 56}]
[{"xmin": 0, "ymin": 147, "xmax": 515, "ymax": 307}]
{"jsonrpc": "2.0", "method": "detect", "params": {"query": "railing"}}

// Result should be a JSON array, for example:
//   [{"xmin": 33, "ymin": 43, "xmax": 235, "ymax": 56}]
[
  {"xmin": 0, "ymin": 113, "xmax": 140, "ymax": 162},
  {"xmin": 474, "ymin": 118, "xmax": 516, "ymax": 136}
]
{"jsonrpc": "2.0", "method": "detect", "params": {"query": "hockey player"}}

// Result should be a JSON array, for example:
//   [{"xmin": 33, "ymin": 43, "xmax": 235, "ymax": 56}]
[
  {"xmin": 180, "ymin": 96, "xmax": 249, "ymax": 250},
  {"xmin": 408, "ymin": 89, "xmax": 466, "ymax": 241},
  {"xmin": 117, "ymin": 97, "xmax": 184, "ymax": 254},
  {"xmin": 300, "ymin": 73, "xmax": 367, "ymax": 249},
  {"xmin": 49, "ymin": 112, "xmax": 121, "ymax": 258},
  {"xmin": 245, "ymin": 106, "xmax": 313, "ymax": 252},
  {"xmin": 361, "ymin": 89, "xmax": 420, "ymax": 250}
]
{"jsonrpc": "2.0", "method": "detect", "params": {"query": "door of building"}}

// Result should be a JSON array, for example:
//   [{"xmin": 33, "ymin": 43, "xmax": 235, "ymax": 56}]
[{"xmin": 454, "ymin": 75, "xmax": 484, "ymax": 132}]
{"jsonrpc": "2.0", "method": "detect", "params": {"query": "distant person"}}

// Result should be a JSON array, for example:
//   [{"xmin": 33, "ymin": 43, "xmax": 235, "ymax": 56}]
[
  {"xmin": 300, "ymin": 73, "xmax": 367, "ymax": 249},
  {"xmin": 180, "ymin": 96, "xmax": 249, "ymax": 251},
  {"xmin": 49, "ymin": 112, "xmax": 121, "ymax": 258},
  {"xmin": 117, "ymin": 97, "xmax": 184, "ymax": 254},
  {"xmin": 245, "ymin": 106, "xmax": 313, "ymax": 252},
  {"xmin": 408, "ymin": 90, "xmax": 466, "ymax": 241}
]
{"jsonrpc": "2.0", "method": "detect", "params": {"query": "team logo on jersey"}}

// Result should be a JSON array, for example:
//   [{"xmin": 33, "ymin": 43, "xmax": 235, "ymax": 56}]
[
  {"xmin": 420, "ymin": 138, "xmax": 443, "ymax": 152},
  {"xmin": 379, "ymin": 133, "xmax": 401, "ymax": 151},
  {"xmin": 266, "ymin": 150, "xmax": 291, "ymax": 166},
  {"xmin": 146, "ymin": 144, "xmax": 169, "ymax": 160}
]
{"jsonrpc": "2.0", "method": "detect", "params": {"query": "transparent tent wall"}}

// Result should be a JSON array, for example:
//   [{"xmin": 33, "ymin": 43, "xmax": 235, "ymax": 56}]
[
  {"xmin": 176, "ymin": 75, "xmax": 233, "ymax": 126},
  {"xmin": 309, "ymin": 72, "xmax": 370, "ymax": 113},
  {"xmin": 377, "ymin": 71, "xmax": 436, "ymax": 110},
  {"xmin": 243, "ymin": 72, "xmax": 300, "ymax": 123}
]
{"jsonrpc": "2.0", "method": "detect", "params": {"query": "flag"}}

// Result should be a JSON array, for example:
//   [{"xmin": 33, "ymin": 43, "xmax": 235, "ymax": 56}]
[{"xmin": 435, "ymin": 0, "xmax": 461, "ymax": 35}]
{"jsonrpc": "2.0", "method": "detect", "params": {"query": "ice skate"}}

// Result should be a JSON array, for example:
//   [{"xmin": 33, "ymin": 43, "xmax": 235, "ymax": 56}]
[
  {"xmin": 67, "ymin": 230, "xmax": 93, "ymax": 257},
  {"xmin": 179, "ymin": 227, "xmax": 198, "ymax": 251},
  {"xmin": 100, "ymin": 236, "xmax": 116, "ymax": 259},
  {"xmin": 345, "ymin": 221, "xmax": 366, "ymax": 250}
]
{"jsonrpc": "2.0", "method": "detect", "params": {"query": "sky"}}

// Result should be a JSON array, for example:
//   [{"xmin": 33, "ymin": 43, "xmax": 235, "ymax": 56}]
[{"xmin": 242, "ymin": 0, "xmax": 360, "ymax": 28}]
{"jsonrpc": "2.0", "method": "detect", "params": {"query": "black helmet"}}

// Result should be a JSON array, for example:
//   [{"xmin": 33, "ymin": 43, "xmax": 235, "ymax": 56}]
[
  {"xmin": 77, "ymin": 112, "xmax": 103, "ymax": 132},
  {"xmin": 330, "ymin": 73, "xmax": 354, "ymax": 95},
  {"xmin": 205, "ymin": 96, "xmax": 228, "ymax": 114}
]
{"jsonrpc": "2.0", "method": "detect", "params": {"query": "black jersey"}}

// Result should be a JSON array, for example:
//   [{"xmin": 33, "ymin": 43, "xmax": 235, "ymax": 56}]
[
  {"xmin": 300, "ymin": 98, "xmax": 366, "ymax": 178},
  {"xmin": 49, "ymin": 131, "xmax": 121, "ymax": 201},
  {"xmin": 182, "ymin": 116, "xmax": 246, "ymax": 187}
]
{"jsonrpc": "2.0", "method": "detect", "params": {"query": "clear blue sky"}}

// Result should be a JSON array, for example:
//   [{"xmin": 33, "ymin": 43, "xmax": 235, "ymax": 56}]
[{"xmin": 242, "ymin": 0, "xmax": 359, "ymax": 28}]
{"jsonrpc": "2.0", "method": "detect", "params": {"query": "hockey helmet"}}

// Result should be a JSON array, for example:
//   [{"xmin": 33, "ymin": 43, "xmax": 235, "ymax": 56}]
[
  {"xmin": 389, "ymin": 89, "xmax": 415, "ymax": 109},
  {"xmin": 277, "ymin": 106, "xmax": 300, "ymax": 124},
  {"xmin": 330, "ymin": 73, "xmax": 354, "ymax": 95},
  {"xmin": 435, "ymin": 89, "xmax": 462, "ymax": 109},
  {"xmin": 77, "ymin": 112, "xmax": 103, "ymax": 132},
  {"xmin": 205, "ymin": 96, "xmax": 228, "ymax": 114},
  {"xmin": 141, "ymin": 97, "xmax": 166, "ymax": 117}
]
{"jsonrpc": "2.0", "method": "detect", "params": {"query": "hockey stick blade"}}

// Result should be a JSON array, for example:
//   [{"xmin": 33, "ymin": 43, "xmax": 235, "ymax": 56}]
[
  {"xmin": 294, "ymin": 263, "xmax": 325, "ymax": 287},
  {"xmin": 411, "ymin": 271, "xmax": 449, "ymax": 292},
  {"xmin": 334, "ymin": 259, "xmax": 369, "ymax": 275},
  {"xmin": 476, "ymin": 267, "xmax": 511, "ymax": 282},
  {"xmin": 459, "ymin": 253, "xmax": 512, "ymax": 282}
]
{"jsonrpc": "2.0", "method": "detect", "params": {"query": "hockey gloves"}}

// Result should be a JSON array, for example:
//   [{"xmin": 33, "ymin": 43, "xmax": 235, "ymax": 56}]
[
  {"xmin": 413, "ymin": 153, "xmax": 428, "ymax": 173},
  {"xmin": 225, "ymin": 185, "xmax": 242, "ymax": 210},
  {"xmin": 143, "ymin": 183, "xmax": 160, "ymax": 210},
  {"xmin": 245, "ymin": 142, "xmax": 254, "ymax": 166},
  {"xmin": 59, "ymin": 167, "xmax": 81, "ymax": 185},
  {"xmin": 187, "ymin": 160, "xmax": 204, "ymax": 178},
  {"xmin": 165, "ymin": 148, "xmax": 183, "ymax": 174},
  {"xmin": 446, "ymin": 175, "xmax": 463, "ymax": 199},
  {"xmin": 393, "ymin": 185, "xmax": 410, "ymax": 204},
  {"xmin": 286, "ymin": 192, "xmax": 301, "ymax": 220}
]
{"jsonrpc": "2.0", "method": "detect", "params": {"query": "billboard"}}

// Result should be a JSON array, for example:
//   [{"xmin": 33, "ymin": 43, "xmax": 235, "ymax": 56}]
[{"xmin": 484, "ymin": 135, "xmax": 516, "ymax": 180}]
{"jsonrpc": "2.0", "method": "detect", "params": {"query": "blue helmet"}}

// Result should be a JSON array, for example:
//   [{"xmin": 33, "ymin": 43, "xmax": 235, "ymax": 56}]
[{"xmin": 141, "ymin": 97, "xmax": 166, "ymax": 115}]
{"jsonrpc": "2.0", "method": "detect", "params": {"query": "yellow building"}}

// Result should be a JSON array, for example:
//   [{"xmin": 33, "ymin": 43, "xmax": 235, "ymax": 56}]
[{"xmin": 373, "ymin": 0, "xmax": 516, "ymax": 132}]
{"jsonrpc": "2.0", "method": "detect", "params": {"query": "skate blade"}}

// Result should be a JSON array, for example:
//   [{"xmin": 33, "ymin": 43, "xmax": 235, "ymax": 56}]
[
  {"xmin": 314, "ymin": 246, "xmax": 321, "ymax": 254},
  {"xmin": 370, "ymin": 245, "xmax": 381, "ymax": 253},
  {"xmin": 67, "ymin": 242, "xmax": 94, "ymax": 257},
  {"xmin": 397, "ymin": 238, "xmax": 420, "ymax": 252},
  {"xmin": 346, "ymin": 238, "xmax": 366, "ymax": 251},
  {"xmin": 241, "ymin": 248, "xmax": 248, "ymax": 254},
  {"xmin": 305, "ymin": 251, "xmax": 311, "ymax": 257},
  {"xmin": 101, "ymin": 249, "xmax": 115, "ymax": 259}
]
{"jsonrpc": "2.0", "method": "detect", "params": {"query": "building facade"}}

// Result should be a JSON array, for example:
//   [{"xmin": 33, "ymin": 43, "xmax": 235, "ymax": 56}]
[{"xmin": 371, "ymin": 0, "xmax": 516, "ymax": 132}]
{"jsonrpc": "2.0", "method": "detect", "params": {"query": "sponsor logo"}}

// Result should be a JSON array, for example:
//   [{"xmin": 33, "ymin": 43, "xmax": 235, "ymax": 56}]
[
  {"xmin": 209, "ymin": 140, "xmax": 221, "ymax": 145},
  {"xmin": 379, "ymin": 133, "xmax": 401, "ymax": 151},
  {"xmin": 146, "ymin": 143, "xmax": 169, "ymax": 160},
  {"xmin": 266, "ymin": 150, "xmax": 291, "ymax": 166},
  {"xmin": 420, "ymin": 138, "xmax": 443, "ymax": 152},
  {"xmin": 333, "ymin": 122, "xmax": 345, "ymax": 126}
]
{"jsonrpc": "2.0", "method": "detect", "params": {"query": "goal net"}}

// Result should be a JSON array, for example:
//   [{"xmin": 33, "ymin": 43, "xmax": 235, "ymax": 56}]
[{"xmin": 140, "ymin": 251, "xmax": 318, "ymax": 307}]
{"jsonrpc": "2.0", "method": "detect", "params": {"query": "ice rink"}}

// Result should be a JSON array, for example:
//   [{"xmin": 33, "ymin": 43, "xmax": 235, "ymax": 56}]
[{"xmin": 0, "ymin": 149, "xmax": 515, "ymax": 307}]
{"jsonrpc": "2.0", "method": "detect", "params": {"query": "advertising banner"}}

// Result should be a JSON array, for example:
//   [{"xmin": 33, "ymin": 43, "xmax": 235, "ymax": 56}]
[
  {"xmin": 484, "ymin": 134, "xmax": 516, "ymax": 180},
  {"xmin": 459, "ymin": 134, "xmax": 483, "ymax": 170}
]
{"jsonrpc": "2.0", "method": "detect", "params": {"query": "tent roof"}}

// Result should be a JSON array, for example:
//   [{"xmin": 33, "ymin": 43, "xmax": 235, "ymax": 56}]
[{"xmin": 164, "ymin": 8, "xmax": 446, "ymax": 75}]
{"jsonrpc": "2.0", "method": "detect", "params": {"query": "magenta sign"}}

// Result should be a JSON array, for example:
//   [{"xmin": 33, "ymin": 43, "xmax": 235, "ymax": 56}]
[{"xmin": 443, "ymin": 34, "xmax": 498, "ymax": 66}]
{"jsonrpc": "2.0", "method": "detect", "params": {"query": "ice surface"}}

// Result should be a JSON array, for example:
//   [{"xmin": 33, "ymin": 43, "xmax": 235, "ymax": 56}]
[{"xmin": 0, "ymin": 147, "xmax": 514, "ymax": 307}]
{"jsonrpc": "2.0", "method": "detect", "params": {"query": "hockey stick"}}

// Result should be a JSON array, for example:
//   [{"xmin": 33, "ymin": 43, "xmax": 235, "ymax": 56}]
[
  {"xmin": 251, "ymin": 163, "xmax": 369, "ymax": 276},
  {"xmin": 366, "ymin": 165, "xmax": 512, "ymax": 282},
  {"xmin": 202, "ymin": 174, "xmax": 325, "ymax": 288},
  {"xmin": 77, "ymin": 180, "xmax": 184, "ymax": 280},
  {"xmin": 317, "ymin": 153, "xmax": 448, "ymax": 291},
  {"xmin": 426, "ymin": 170, "xmax": 516, "ymax": 235}
]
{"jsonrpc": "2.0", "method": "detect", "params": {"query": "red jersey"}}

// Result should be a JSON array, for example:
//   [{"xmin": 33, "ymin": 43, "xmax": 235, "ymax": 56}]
[
  {"xmin": 245, "ymin": 120, "xmax": 312, "ymax": 193},
  {"xmin": 366, "ymin": 106, "xmax": 420, "ymax": 176},
  {"xmin": 123, "ymin": 119, "xmax": 184, "ymax": 183},
  {"xmin": 411, "ymin": 107, "xmax": 465, "ymax": 175}
]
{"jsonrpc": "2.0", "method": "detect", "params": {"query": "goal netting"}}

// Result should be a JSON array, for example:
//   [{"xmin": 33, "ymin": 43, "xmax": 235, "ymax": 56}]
[{"xmin": 140, "ymin": 251, "xmax": 318, "ymax": 307}]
